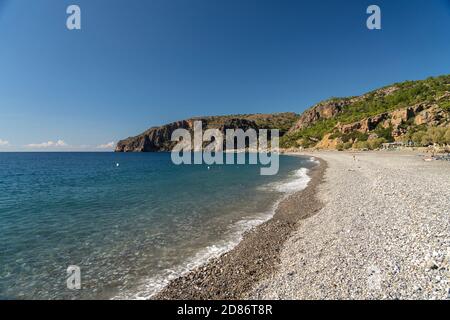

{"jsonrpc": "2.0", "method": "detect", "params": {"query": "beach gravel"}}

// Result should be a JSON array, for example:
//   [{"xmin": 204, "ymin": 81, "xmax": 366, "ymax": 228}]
[{"xmin": 250, "ymin": 151, "xmax": 450, "ymax": 300}]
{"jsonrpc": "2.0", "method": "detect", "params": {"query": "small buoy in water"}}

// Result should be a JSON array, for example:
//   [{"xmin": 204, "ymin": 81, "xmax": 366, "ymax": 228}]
[
  {"xmin": 116, "ymin": 163, "xmax": 120, "ymax": 167},
  {"xmin": 207, "ymin": 166, "xmax": 210, "ymax": 170}
]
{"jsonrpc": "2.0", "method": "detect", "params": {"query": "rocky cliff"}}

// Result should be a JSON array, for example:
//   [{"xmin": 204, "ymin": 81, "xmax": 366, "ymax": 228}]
[
  {"xmin": 281, "ymin": 75, "xmax": 450, "ymax": 149},
  {"xmin": 115, "ymin": 113, "xmax": 299, "ymax": 152}
]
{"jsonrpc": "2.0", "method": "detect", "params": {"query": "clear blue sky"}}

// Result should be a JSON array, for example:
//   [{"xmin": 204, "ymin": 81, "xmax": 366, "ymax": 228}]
[{"xmin": 0, "ymin": 0, "xmax": 449, "ymax": 151}]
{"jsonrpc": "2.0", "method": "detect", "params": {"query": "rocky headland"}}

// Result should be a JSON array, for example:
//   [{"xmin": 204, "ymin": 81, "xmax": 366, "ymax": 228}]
[
  {"xmin": 115, "ymin": 113, "xmax": 299, "ymax": 152},
  {"xmin": 116, "ymin": 75, "xmax": 450, "ymax": 152}
]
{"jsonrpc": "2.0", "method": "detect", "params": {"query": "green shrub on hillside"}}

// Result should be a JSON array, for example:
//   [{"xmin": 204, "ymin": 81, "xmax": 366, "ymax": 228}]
[
  {"xmin": 374, "ymin": 125, "xmax": 394, "ymax": 142},
  {"xmin": 340, "ymin": 132, "xmax": 369, "ymax": 143},
  {"xmin": 353, "ymin": 138, "xmax": 387, "ymax": 150},
  {"xmin": 335, "ymin": 141, "xmax": 353, "ymax": 151},
  {"xmin": 343, "ymin": 142, "xmax": 353, "ymax": 150},
  {"xmin": 440, "ymin": 101, "xmax": 450, "ymax": 112},
  {"xmin": 280, "ymin": 119, "xmax": 336, "ymax": 148},
  {"xmin": 411, "ymin": 127, "xmax": 450, "ymax": 146},
  {"xmin": 445, "ymin": 128, "xmax": 450, "ymax": 143},
  {"xmin": 353, "ymin": 141, "xmax": 368, "ymax": 150},
  {"xmin": 368, "ymin": 138, "xmax": 387, "ymax": 150}
]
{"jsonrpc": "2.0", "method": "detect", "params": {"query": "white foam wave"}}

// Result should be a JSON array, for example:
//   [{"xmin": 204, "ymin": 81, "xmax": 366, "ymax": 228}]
[
  {"xmin": 275, "ymin": 167, "xmax": 311, "ymax": 193},
  {"xmin": 308, "ymin": 156, "xmax": 320, "ymax": 165},
  {"xmin": 113, "ymin": 240, "xmax": 236, "ymax": 300},
  {"xmin": 112, "ymin": 212, "xmax": 275, "ymax": 300},
  {"xmin": 259, "ymin": 167, "xmax": 311, "ymax": 194}
]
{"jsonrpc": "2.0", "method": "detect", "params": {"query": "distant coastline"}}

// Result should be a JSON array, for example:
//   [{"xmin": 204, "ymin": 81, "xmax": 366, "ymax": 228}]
[{"xmin": 115, "ymin": 75, "xmax": 450, "ymax": 155}]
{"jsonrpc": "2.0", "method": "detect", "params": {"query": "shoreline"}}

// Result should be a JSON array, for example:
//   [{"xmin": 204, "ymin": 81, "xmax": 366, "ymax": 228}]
[
  {"xmin": 154, "ymin": 156, "xmax": 327, "ymax": 300},
  {"xmin": 251, "ymin": 151, "xmax": 450, "ymax": 299}
]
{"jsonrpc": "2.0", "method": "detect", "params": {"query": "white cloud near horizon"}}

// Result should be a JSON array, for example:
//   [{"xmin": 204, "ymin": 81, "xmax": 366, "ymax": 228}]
[
  {"xmin": 0, "ymin": 139, "xmax": 9, "ymax": 146},
  {"xmin": 97, "ymin": 142, "xmax": 115, "ymax": 149},
  {"xmin": 26, "ymin": 140, "xmax": 68, "ymax": 148}
]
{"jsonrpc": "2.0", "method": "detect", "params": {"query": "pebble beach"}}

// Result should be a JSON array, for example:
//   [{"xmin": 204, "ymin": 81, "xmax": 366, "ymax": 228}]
[
  {"xmin": 155, "ymin": 151, "xmax": 450, "ymax": 300},
  {"xmin": 251, "ymin": 151, "xmax": 450, "ymax": 300}
]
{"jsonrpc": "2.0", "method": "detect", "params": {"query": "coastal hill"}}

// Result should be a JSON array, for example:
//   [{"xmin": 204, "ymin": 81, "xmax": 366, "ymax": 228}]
[
  {"xmin": 115, "ymin": 75, "xmax": 450, "ymax": 152},
  {"xmin": 281, "ymin": 74, "xmax": 450, "ymax": 150},
  {"xmin": 115, "ymin": 113, "xmax": 299, "ymax": 152}
]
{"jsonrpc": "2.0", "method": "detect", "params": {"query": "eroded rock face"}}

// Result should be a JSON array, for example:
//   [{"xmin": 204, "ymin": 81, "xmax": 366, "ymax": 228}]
[
  {"xmin": 372, "ymin": 85, "xmax": 399, "ymax": 97},
  {"xmin": 289, "ymin": 99, "xmax": 350, "ymax": 132},
  {"xmin": 337, "ymin": 113, "xmax": 389, "ymax": 134},
  {"xmin": 414, "ymin": 105, "xmax": 448, "ymax": 126},
  {"xmin": 334, "ymin": 103, "xmax": 449, "ymax": 136},
  {"xmin": 391, "ymin": 108, "xmax": 415, "ymax": 127},
  {"xmin": 115, "ymin": 113, "xmax": 297, "ymax": 152},
  {"xmin": 115, "ymin": 120, "xmax": 193, "ymax": 152},
  {"xmin": 315, "ymin": 133, "xmax": 343, "ymax": 149},
  {"xmin": 311, "ymin": 101, "xmax": 448, "ymax": 148},
  {"xmin": 289, "ymin": 86, "xmax": 402, "ymax": 133}
]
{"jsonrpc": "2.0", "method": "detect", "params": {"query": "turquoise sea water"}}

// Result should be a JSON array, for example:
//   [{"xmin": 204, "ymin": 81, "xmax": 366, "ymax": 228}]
[{"xmin": 0, "ymin": 152, "xmax": 315, "ymax": 300}]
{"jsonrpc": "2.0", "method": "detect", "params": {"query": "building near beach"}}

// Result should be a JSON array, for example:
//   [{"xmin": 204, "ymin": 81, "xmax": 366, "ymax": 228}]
[{"xmin": 381, "ymin": 142, "xmax": 406, "ymax": 150}]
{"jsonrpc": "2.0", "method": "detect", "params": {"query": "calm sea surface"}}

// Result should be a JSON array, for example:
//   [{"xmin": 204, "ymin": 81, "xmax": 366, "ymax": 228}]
[{"xmin": 0, "ymin": 152, "xmax": 315, "ymax": 299}]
